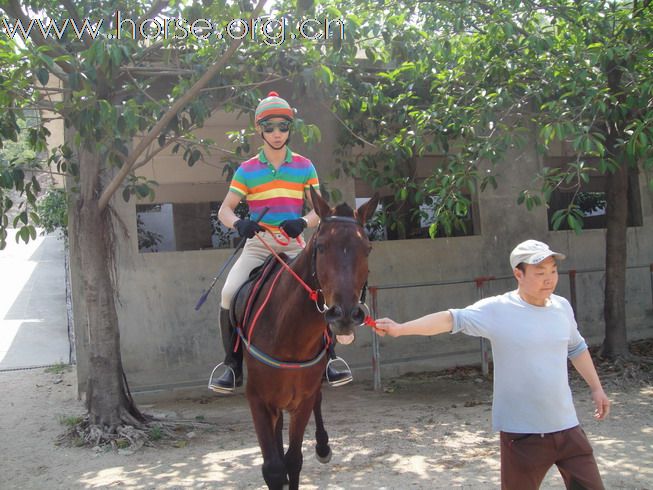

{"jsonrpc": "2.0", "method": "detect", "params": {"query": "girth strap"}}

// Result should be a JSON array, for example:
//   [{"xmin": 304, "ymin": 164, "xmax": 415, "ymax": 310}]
[{"xmin": 237, "ymin": 327, "xmax": 328, "ymax": 369}]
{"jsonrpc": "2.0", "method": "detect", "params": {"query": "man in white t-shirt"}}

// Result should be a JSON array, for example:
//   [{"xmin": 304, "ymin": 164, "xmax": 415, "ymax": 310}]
[{"xmin": 374, "ymin": 239, "xmax": 610, "ymax": 490}]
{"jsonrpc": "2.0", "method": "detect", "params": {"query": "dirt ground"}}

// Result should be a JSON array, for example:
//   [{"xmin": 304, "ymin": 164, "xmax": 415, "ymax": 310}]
[{"xmin": 1, "ymin": 345, "xmax": 652, "ymax": 490}]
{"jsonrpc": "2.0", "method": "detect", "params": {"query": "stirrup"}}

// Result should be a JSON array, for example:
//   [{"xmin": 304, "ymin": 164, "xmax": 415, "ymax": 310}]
[
  {"xmin": 208, "ymin": 362, "xmax": 237, "ymax": 394},
  {"xmin": 326, "ymin": 357, "xmax": 353, "ymax": 387}
]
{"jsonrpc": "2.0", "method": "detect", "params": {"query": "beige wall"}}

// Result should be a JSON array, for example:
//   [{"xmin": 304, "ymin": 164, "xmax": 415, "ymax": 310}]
[
  {"xmin": 70, "ymin": 93, "xmax": 653, "ymax": 400},
  {"xmin": 41, "ymin": 77, "xmax": 65, "ymax": 188}
]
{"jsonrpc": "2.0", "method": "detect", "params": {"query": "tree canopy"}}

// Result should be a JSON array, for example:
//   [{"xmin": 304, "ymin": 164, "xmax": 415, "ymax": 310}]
[{"xmin": 327, "ymin": 0, "xmax": 653, "ymax": 237}]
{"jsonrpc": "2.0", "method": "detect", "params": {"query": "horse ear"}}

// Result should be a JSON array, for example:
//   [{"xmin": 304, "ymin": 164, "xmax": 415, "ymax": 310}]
[
  {"xmin": 356, "ymin": 193, "xmax": 380, "ymax": 225},
  {"xmin": 309, "ymin": 185, "xmax": 331, "ymax": 219}
]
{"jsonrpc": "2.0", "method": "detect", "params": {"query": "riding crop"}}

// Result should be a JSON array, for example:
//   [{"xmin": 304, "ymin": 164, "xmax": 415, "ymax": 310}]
[{"xmin": 194, "ymin": 207, "xmax": 269, "ymax": 311}]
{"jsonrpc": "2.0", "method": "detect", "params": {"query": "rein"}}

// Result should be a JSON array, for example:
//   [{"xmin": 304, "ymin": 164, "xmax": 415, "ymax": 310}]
[
  {"xmin": 237, "ymin": 215, "xmax": 376, "ymax": 371},
  {"xmin": 255, "ymin": 216, "xmax": 373, "ymax": 313},
  {"xmin": 255, "ymin": 229, "xmax": 321, "ymax": 304},
  {"xmin": 234, "ymin": 261, "xmax": 329, "ymax": 370}
]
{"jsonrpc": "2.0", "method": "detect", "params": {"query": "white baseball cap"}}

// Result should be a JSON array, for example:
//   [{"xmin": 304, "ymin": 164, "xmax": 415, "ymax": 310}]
[{"xmin": 509, "ymin": 240, "xmax": 566, "ymax": 269}]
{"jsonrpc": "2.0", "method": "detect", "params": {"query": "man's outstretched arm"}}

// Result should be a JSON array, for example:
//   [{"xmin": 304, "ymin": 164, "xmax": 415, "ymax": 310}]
[{"xmin": 374, "ymin": 311, "xmax": 453, "ymax": 337}]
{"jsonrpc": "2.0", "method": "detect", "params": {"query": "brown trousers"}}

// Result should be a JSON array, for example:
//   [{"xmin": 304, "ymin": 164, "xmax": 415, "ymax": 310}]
[{"xmin": 500, "ymin": 425, "xmax": 605, "ymax": 490}]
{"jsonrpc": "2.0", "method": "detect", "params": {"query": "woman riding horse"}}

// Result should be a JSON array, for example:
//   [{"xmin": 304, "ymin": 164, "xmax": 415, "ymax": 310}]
[{"xmin": 209, "ymin": 91, "xmax": 352, "ymax": 393}]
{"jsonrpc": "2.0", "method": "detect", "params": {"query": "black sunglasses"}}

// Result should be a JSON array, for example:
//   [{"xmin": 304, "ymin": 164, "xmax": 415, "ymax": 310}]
[{"xmin": 260, "ymin": 120, "xmax": 292, "ymax": 133}]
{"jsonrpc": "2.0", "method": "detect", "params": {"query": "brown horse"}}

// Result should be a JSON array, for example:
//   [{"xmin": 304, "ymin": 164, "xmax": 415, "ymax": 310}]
[{"xmin": 232, "ymin": 188, "xmax": 378, "ymax": 489}]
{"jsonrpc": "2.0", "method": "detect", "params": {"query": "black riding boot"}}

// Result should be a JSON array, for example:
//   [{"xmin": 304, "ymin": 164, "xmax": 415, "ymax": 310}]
[
  {"xmin": 325, "ymin": 334, "xmax": 353, "ymax": 387},
  {"xmin": 208, "ymin": 308, "xmax": 243, "ymax": 393}
]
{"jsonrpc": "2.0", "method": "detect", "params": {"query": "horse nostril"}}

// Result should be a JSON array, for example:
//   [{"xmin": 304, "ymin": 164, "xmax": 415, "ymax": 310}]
[
  {"xmin": 325, "ymin": 305, "xmax": 343, "ymax": 323},
  {"xmin": 351, "ymin": 305, "xmax": 366, "ymax": 325}
]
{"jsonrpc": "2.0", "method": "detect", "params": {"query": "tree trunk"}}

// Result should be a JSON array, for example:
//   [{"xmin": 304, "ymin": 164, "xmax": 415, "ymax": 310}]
[
  {"xmin": 599, "ymin": 57, "xmax": 630, "ymax": 359},
  {"xmin": 600, "ymin": 138, "xmax": 630, "ymax": 359},
  {"xmin": 74, "ymin": 149, "xmax": 143, "ymax": 429}
]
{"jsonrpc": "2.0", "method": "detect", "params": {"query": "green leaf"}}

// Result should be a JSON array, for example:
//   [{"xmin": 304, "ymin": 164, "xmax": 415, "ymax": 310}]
[
  {"xmin": 187, "ymin": 149, "xmax": 201, "ymax": 167},
  {"xmin": 639, "ymin": 131, "xmax": 648, "ymax": 147},
  {"xmin": 136, "ymin": 185, "xmax": 150, "ymax": 198},
  {"xmin": 551, "ymin": 210, "xmax": 565, "ymax": 231},
  {"xmin": 19, "ymin": 225, "xmax": 30, "ymax": 243},
  {"xmin": 318, "ymin": 64, "xmax": 334, "ymax": 85},
  {"xmin": 517, "ymin": 191, "xmax": 526, "ymax": 205},
  {"xmin": 36, "ymin": 67, "xmax": 49, "ymax": 86},
  {"xmin": 454, "ymin": 201, "xmax": 467, "ymax": 216},
  {"xmin": 567, "ymin": 214, "xmax": 582, "ymax": 234}
]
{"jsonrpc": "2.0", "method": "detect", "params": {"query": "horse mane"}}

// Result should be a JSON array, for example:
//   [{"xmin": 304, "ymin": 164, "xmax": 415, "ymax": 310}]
[{"xmin": 333, "ymin": 203, "xmax": 355, "ymax": 217}]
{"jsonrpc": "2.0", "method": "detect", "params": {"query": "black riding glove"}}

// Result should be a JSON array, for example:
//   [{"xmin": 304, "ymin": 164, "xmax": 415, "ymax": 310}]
[
  {"xmin": 280, "ymin": 218, "xmax": 307, "ymax": 238},
  {"xmin": 234, "ymin": 219, "xmax": 263, "ymax": 239}
]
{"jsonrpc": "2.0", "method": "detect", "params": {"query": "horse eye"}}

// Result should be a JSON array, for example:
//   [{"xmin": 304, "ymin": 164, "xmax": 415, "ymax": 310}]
[{"xmin": 316, "ymin": 243, "xmax": 325, "ymax": 253}]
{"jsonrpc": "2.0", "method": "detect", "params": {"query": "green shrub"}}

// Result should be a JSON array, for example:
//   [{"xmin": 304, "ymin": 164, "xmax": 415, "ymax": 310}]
[{"xmin": 36, "ymin": 188, "xmax": 68, "ymax": 236}]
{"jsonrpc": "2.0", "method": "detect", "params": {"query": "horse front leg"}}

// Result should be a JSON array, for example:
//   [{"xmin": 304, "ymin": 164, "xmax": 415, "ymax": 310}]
[
  {"xmin": 285, "ymin": 398, "xmax": 315, "ymax": 490},
  {"xmin": 249, "ymin": 398, "xmax": 286, "ymax": 490},
  {"xmin": 275, "ymin": 411, "xmax": 289, "ymax": 486},
  {"xmin": 313, "ymin": 389, "xmax": 332, "ymax": 463}
]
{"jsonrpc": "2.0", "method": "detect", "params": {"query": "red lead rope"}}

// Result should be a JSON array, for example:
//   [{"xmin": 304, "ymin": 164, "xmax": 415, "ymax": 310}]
[
  {"xmin": 253, "ymin": 230, "xmax": 377, "ymax": 329},
  {"xmin": 239, "ymin": 231, "xmax": 330, "ymax": 351},
  {"xmin": 254, "ymin": 231, "xmax": 319, "ymax": 302}
]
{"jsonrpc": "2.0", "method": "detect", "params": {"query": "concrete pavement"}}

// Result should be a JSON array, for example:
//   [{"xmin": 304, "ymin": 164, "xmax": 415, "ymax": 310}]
[{"xmin": 0, "ymin": 228, "xmax": 70, "ymax": 370}]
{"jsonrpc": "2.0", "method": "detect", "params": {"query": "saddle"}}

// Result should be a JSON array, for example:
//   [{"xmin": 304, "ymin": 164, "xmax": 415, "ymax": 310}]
[{"xmin": 229, "ymin": 253, "xmax": 291, "ymax": 334}]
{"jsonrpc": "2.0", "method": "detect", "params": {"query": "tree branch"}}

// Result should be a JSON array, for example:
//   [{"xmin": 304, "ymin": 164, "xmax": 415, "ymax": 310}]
[
  {"xmin": 320, "ymin": 100, "xmax": 378, "ymax": 149},
  {"xmin": 199, "ymin": 74, "xmax": 288, "ymax": 95},
  {"xmin": 4, "ymin": 0, "xmax": 73, "ymax": 80},
  {"xmin": 60, "ymin": 0, "xmax": 92, "ymax": 49},
  {"xmin": 97, "ymin": 0, "xmax": 268, "ymax": 211},
  {"xmin": 30, "ymin": 85, "xmax": 70, "ymax": 94},
  {"xmin": 136, "ymin": 0, "xmax": 169, "ymax": 29},
  {"xmin": 131, "ymin": 139, "xmax": 172, "ymax": 171},
  {"xmin": 119, "ymin": 67, "xmax": 197, "ymax": 76},
  {"xmin": 132, "ymin": 132, "xmax": 238, "ymax": 171}
]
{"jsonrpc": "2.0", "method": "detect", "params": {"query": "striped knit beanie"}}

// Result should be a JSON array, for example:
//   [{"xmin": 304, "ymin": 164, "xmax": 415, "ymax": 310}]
[{"xmin": 255, "ymin": 91, "xmax": 294, "ymax": 123}]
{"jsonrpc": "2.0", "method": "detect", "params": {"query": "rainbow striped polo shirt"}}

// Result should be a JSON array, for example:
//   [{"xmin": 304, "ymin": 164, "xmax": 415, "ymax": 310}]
[{"xmin": 229, "ymin": 148, "xmax": 320, "ymax": 230}]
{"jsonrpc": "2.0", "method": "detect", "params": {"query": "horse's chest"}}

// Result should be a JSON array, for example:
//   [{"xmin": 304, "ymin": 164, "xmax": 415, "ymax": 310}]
[{"xmin": 248, "ymin": 368, "xmax": 322, "ymax": 409}]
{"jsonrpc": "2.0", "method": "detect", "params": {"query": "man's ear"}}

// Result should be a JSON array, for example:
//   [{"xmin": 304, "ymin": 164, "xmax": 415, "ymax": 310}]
[
  {"xmin": 513, "ymin": 267, "xmax": 524, "ymax": 282},
  {"xmin": 356, "ymin": 193, "xmax": 380, "ymax": 225},
  {"xmin": 309, "ymin": 186, "xmax": 331, "ymax": 219}
]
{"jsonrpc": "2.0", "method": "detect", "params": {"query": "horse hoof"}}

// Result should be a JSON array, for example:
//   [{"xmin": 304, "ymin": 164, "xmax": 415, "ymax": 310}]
[{"xmin": 316, "ymin": 447, "xmax": 332, "ymax": 464}]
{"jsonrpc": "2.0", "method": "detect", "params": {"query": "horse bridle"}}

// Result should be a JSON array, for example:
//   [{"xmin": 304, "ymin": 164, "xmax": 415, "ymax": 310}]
[
  {"xmin": 238, "ymin": 214, "xmax": 375, "ymax": 370},
  {"xmin": 308, "ymin": 215, "xmax": 371, "ymax": 321}
]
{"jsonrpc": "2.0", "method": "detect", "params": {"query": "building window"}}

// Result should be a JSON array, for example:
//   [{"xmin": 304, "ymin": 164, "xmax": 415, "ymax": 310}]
[
  {"xmin": 355, "ymin": 192, "xmax": 479, "ymax": 241},
  {"xmin": 546, "ymin": 158, "xmax": 643, "ymax": 231},
  {"xmin": 136, "ymin": 201, "xmax": 247, "ymax": 253},
  {"xmin": 351, "ymin": 154, "xmax": 480, "ymax": 241}
]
